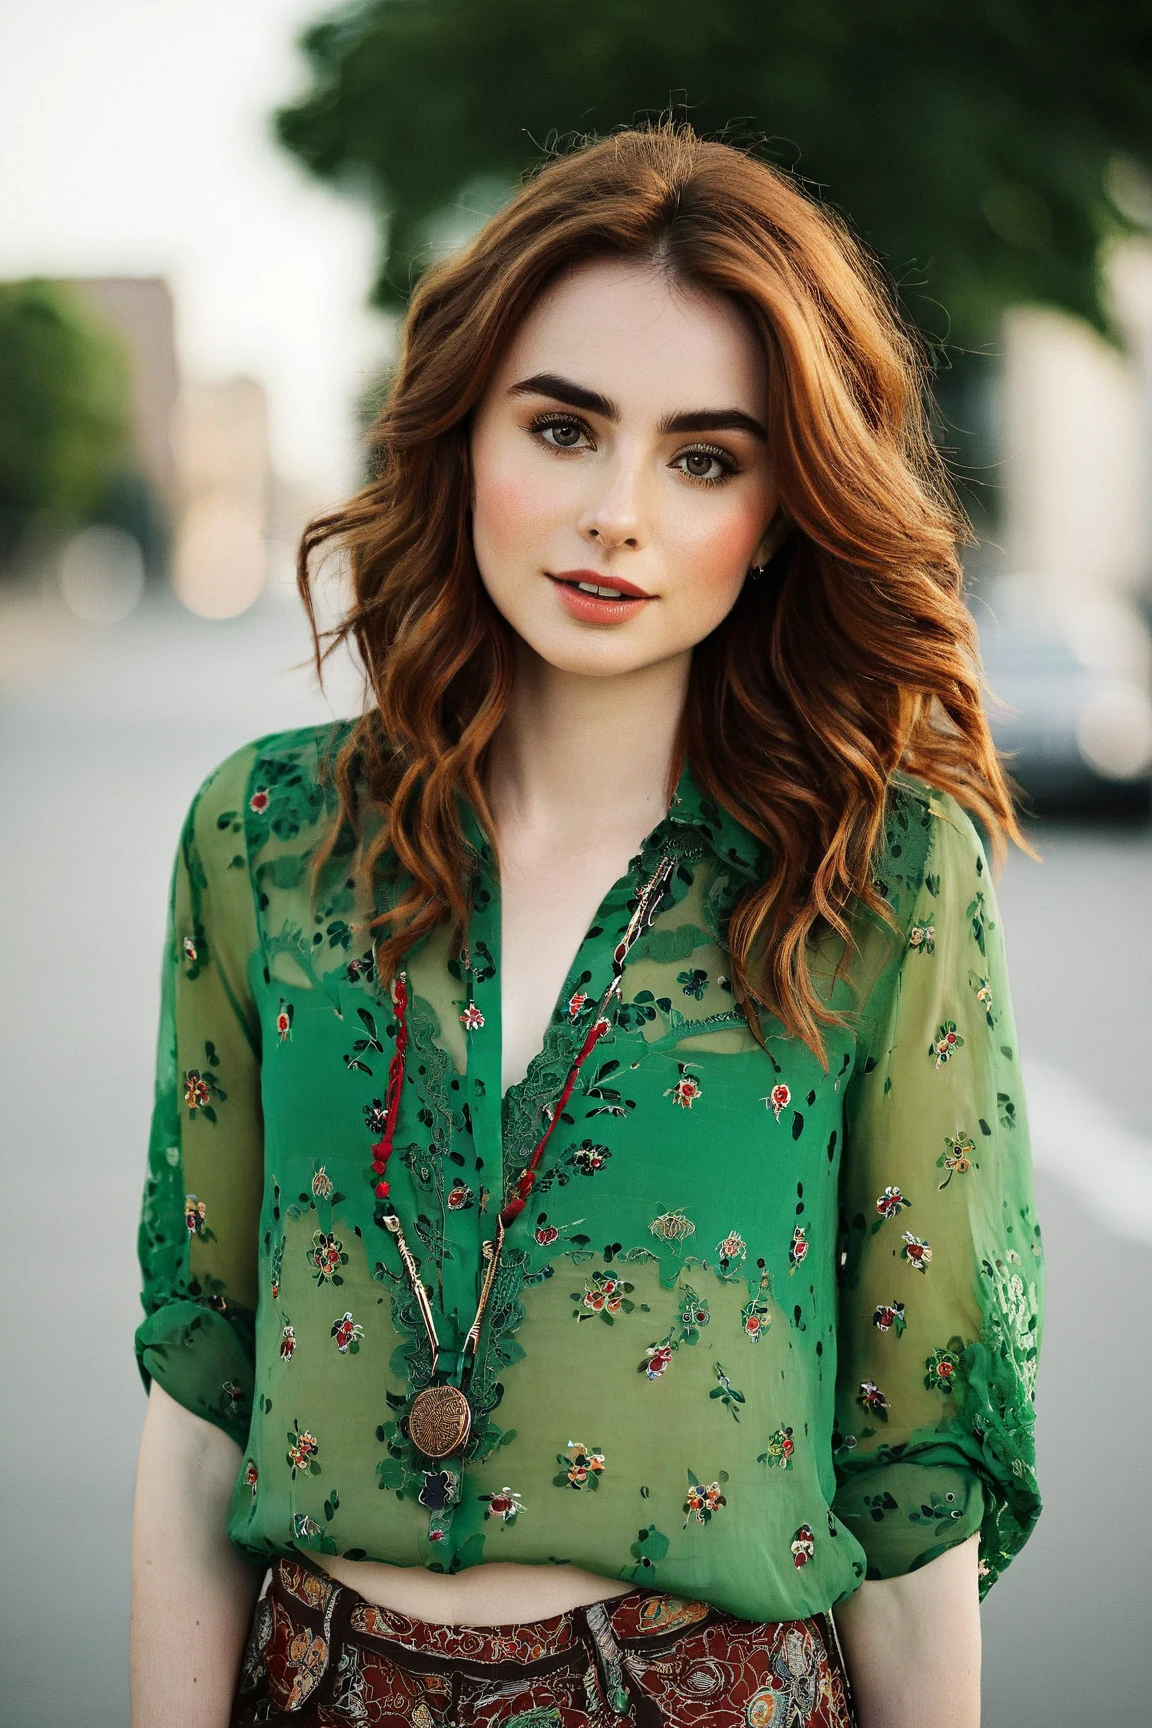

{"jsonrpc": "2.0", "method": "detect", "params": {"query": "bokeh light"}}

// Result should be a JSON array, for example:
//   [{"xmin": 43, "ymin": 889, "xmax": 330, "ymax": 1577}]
[
  {"xmin": 172, "ymin": 496, "xmax": 267, "ymax": 619},
  {"xmin": 57, "ymin": 523, "xmax": 145, "ymax": 624}
]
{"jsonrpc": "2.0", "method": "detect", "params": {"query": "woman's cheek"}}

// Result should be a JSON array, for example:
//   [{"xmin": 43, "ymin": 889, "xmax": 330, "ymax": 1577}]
[
  {"xmin": 672, "ymin": 497, "xmax": 763, "ymax": 594},
  {"xmin": 474, "ymin": 448, "xmax": 568, "ymax": 566}
]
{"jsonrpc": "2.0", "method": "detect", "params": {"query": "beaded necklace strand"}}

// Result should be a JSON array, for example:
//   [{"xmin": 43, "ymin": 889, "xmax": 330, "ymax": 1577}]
[{"xmin": 368, "ymin": 852, "xmax": 676, "ymax": 1461}]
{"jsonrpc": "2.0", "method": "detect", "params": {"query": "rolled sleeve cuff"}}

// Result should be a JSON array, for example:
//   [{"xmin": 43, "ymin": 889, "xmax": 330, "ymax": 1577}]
[
  {"xmin": 135, "ymin": 1298, "xmax": 255, "ymax": 1449},
  {"xmin": 834, "ymin": 1455, "xmax": 985, "ymax": 1581}
]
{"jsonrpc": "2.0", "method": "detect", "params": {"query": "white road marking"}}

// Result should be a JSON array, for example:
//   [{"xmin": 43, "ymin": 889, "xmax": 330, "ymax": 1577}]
[{"xmin": 1023, "ymin": 1058, "xmax": 1152, "ymax": 1245}]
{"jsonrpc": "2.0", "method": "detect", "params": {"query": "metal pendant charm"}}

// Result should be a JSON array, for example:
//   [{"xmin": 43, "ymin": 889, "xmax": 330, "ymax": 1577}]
[
  {"xmin": 408, "ymin": 1384, "xmax": 472, "ymax": 1459},
  {"xmin": 418, "ymin": 1467, "xmax": 460, "ymax": 1512}
]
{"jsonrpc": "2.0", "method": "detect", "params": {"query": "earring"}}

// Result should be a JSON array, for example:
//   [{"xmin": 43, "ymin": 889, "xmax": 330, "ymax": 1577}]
[{"xmin": 746, "ymin": 563, "xmax": 768, "ymax": 581}]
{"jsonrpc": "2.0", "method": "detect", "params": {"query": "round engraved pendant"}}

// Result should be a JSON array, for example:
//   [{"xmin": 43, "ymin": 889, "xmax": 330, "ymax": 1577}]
[{"xmin": 408, "ymin": 1385, "xmax": 472, "ymax": 1459}]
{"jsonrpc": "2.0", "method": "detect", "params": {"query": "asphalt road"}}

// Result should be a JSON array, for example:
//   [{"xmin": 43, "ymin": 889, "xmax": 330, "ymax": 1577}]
[{"xmin": 1, "ymin": 589, "xmax": 1149, "ymax": 1725}]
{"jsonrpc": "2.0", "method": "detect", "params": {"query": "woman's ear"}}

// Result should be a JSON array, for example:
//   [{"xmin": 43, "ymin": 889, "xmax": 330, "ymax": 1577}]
[{"xmin": 751, "ymin": 509, "xmax": 791, "ymax": 568}]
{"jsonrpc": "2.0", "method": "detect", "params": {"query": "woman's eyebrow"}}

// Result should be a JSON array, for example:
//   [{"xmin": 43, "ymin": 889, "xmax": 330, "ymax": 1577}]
[
  {"xmin": 508, "ymin": 373, "xmax": 766, "ymax": 442},
  {"xmin": 661, "ymin": 408, "xmax": 767, "ymax": 442},
  {"xmin": 509, "ymin": 373, "xmax": 617, "ymax": 419}
]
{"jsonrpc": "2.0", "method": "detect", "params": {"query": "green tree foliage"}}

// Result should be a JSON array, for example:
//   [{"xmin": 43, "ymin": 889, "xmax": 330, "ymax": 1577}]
[
  {"xmin": 275, "ymin": 0, "xmax": 1152, "ymax": 350},
  {"xmin": 0, "ymin": 279, "xmax": 132, "ymax": 560}
]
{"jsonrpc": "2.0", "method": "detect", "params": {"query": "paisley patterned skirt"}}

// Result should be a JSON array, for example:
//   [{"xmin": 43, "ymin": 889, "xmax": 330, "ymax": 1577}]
[{"xmin": 230, "ymin": 1556, "xmax": 856, "ymax": 1728}]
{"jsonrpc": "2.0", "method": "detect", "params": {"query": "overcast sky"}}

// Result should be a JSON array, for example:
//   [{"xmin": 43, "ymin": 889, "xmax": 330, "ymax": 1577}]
[{"xmin": 0, "ymin": 0, "xmax": 390, "ymax": 497}]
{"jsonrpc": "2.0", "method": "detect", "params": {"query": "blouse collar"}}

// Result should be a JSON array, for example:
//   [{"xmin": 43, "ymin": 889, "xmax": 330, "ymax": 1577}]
[{"xmin": 659, "ymin": 760, "xmax": 766, "ymax": 884}]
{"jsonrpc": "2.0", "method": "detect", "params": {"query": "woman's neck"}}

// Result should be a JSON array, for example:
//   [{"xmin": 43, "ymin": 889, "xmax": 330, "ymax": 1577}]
[{"xmin": 485, "ymin": 644, "xmax": 690, "ymax": 851}]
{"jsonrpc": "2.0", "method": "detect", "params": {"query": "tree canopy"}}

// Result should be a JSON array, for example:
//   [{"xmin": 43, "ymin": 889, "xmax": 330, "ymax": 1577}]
[
  {"xmin": 275, "ymin": 0, "xmax": 1152, "ymax": 353},
  {"xmin": 0, "ymin": 279, "xmax": 132, "ymax": 562}
]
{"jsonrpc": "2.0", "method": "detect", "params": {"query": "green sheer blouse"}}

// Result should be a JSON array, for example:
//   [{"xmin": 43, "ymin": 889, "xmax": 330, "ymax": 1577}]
[{"xmin": 135, "ymin": 721, "xmax": 1043, "ymax": 1621}]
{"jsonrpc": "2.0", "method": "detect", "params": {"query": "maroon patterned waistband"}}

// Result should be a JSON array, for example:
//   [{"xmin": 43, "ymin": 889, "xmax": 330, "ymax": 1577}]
[
  {"xmin": 270, "ymin": 1554, "xmax": 721, "ymax": 1667},
  {"xmin": 232, "ymin": 1553, "xmax": 857, "ymax": 1727}
]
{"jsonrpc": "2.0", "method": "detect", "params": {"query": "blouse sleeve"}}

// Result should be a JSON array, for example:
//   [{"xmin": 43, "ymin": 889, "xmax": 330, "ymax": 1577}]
[
  {"xmin": 134, "ymin": 743, "xmax": 264, "ymax": 1447},
  {"xmin": 833, "ymin": 789, "xmax": 1044, "ymax": 1593}
]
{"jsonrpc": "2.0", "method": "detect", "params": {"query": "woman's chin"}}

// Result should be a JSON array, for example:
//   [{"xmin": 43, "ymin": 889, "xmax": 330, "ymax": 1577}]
[{"xmin": 515, "ymin": 623, "xmax": 680, "ymax": 683}]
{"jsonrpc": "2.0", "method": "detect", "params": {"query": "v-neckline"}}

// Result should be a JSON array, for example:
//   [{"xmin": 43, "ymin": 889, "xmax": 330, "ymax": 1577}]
[{"xmin": 492, "ymin": 831, "xmax": 674, "ymax": 1111}]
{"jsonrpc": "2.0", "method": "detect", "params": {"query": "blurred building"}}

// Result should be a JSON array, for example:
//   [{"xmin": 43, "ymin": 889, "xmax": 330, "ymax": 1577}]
[
  {"xmin": 69, "ymin": 276, "xmax": 180, "ymax": 512},
  {"xmin": 60, "ymin": 278, "xmax": 274, "ymax": 620},
  {"xmin": 172, "ymin": 376, "xmax": 272, "ymax": 619},
  {"xmin": 1002, "ymin": 238, "xmax": 1152, "ymax": 621},
  {"xmin": 987, "ymin": 238, "xmax": 1152, "ymax": 811}
]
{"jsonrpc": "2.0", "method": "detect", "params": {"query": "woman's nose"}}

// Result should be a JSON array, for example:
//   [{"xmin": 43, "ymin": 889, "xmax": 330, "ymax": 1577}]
[{"xmin": 576, "ymin": 454, "xmax": 646, "ymax": 551}]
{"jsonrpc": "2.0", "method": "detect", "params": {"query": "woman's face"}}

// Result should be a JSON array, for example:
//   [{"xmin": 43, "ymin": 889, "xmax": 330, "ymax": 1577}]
[{"xmin": 470, "ymin": 256, "xmax": 779, "ymax": 681}]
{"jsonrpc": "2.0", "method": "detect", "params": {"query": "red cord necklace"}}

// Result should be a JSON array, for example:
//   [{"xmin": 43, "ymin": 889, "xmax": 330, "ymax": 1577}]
[{"xmin": 369, "ymin": 852, "xmax": 676, "ymax": 1460}]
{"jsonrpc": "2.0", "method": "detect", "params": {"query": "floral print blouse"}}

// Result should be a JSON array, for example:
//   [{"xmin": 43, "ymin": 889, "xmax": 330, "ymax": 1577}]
[{"xmin": 135, "ymin": 722, "xmax": 1043, "ymax": 1621}]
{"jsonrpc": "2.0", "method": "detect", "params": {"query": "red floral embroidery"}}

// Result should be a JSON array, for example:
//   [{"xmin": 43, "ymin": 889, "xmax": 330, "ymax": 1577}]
[
  {"xmin": 286, "ymin": 1423, "xmax": 319, "ymax": 1477},
  {"xmin": 567, "ymin": 991, "xmax": 589, "ymax": 1019},
  {"xmin": 761, "ymin": 1426, "xmax": 795, "ymax": 1469},
  {"xmin": 480, "ymin": 1485, "xmax": 524, "ymax": 1523},
  {"xmin": 901, "ymin": 1231, "xmax": 933, "ymax": 1272},
  {"xmin": 310, "ymin": 1230, "xmax": 347, "ymax": 1285},
  {"xmin": 184, "ymin": 1072, "xmax": 210, "ymax": 1110},
  {"xmin": 243, "ymin": 1460, "xmax": 258, "ymax": 1497},
  {"xmin": 857, "ymin": 1379, "xmax": 890, "ymax": 1420},
  {"xmin": 716, "ymin": 1230, "xmax": 746, "ymax": 1269},
  {"xmin": 555, "ymin": 1441, "xmax": 605, "ymax": 1490},
  {"xmin": 789, "ymin": 1224, "xmax": 808, "ymax": 1270},
  {"xmin": 876, "ymin": 1185, "xmax": 910, "ymax": 1220},
  {"xmin": 534, "ymin": 1223, "xmax": 559, "ymax": 1247},
  {"xmin": 276, "ymin": 1001, "xmax": 294, "ymax": 1043},
  {"xmin": 925, "ymin": 1346, "xmax": 959, "ymax": 1391},
  {"xmin": 249, "ymin": 788, "xmax": 270, "ymax": 813},
  {"xmin": 460, "ymin": 1002, "xmax": 484, "ymax": 1031},
  {"xmin": 279, "ymin": 1324, "xmax": 296, "ymax": 1361},
  {"xmin": 331, "ymin": 1312, "xmax": 364, "ymax": 1354},
  {"xmin": 665, "ymin": 1067, "xmax": 702, "ymax": 1109},
  {"xmin": 640, "ymin": 1342, "xmax": 674, "ymax": 1380},
  {"xmin": 766, "ymin": 1082, "xmax": 791, "ymax": 1121},
  {"xmin": 791, "ymin": 1523, "xmax": 816, "ymax": 1566},
  {"xmin": 742, "ymin": 1301, "xmax": 769, "ymax": 1339},
  {"xmin": 568, "ymin": 1140, "xmax": 611, "ymax": 1176},
  {"xmin": 930, "ymin": 1021, "xmax": 964, "ymax": 1068},
  {"xmin": 576, "ymin": 1270, "xmax": 634, "ymax": 1320},
  {"xmin": 683, "ymin": 1474, "xmax": 727, "ymax": 1525}
]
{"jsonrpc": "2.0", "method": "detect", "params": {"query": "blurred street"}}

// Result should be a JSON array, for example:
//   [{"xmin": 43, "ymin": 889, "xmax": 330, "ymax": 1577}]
[{"xmin": 1, "ymin": 591, "xmax": 1150, "ymax": 1725}]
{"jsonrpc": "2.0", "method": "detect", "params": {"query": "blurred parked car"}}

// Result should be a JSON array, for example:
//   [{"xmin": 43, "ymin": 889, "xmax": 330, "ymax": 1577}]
[{"xmin": 978, "ymin": 583, "xmax": 1152, "ymax": 818}]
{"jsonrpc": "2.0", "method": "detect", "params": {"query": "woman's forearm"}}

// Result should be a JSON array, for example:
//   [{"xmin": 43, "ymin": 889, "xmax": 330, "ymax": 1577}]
[
  {"xmin": 130, "ymin": 1382, "xmax": 264, "ymax": 1728},
  {"xmin": 832, "ymin": 1534, "xmax": 981, "ymax": 1728}
]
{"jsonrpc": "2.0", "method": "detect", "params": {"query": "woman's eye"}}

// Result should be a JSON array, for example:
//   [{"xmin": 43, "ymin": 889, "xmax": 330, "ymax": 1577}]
[
  {"xmin": 534, "ymin": 416, "xmax": 589, "ymax": 450},
  {"xmin": 674, "ymin": 448, "xmax": 733, "ymax": 484}
]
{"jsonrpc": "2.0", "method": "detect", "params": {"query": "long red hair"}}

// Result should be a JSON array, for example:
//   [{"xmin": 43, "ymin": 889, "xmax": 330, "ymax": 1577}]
[{"xmin": 300, "ymin": 122, "xmax": 1019, "ymax": 1057}]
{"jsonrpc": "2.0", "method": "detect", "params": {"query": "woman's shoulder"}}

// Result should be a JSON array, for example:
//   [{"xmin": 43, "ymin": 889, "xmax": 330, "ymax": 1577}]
[
  {"xmin": 181, "ymin": 718, "xmax": 358, "ymax": 862},
  {"xmin": 874, "ymin": 771, "xmax": 990, "ymax": 926}
]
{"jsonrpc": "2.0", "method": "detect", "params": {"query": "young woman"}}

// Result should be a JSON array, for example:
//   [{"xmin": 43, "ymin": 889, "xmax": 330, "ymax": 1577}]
[{"xmin": 130, "ymin": 125, "xmax": 1043, "ymax": 1728}]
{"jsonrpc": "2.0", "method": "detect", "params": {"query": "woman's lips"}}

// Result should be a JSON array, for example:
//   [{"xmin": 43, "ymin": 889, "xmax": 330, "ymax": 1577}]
[{"xmin": 546, "ymin": 570, "xmax": 654, "ymax": 625}]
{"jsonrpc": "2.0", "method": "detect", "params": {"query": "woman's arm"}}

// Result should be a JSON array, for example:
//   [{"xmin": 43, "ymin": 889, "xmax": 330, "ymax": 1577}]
[
  {"xmin": 131, "ymin": 749, "xmax": 269, "ymax": 1723},
  {"xmin": 833, "ymin": 1533, "xmax": 981, "ymax": 1728},
  {"xmin": 130, "ymin": 1383, "xmax": 264, "ymax": 1728}
]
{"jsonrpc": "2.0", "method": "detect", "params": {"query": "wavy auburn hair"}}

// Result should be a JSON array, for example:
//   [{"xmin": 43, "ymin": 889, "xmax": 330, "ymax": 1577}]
[{"xmin": 300, "ymin": 122, "xmax": 1019, "ymax": 1058}]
